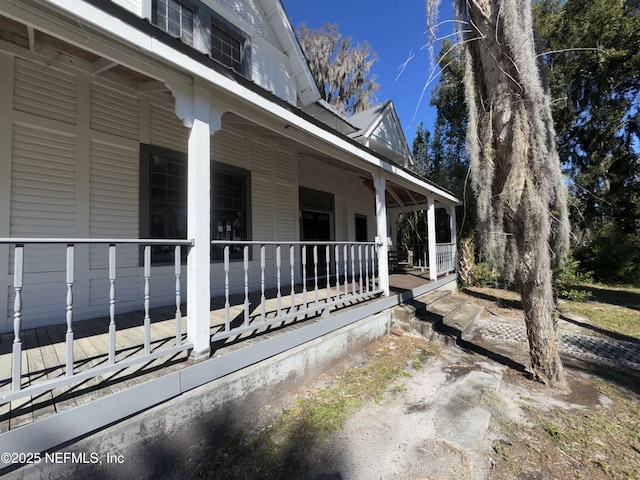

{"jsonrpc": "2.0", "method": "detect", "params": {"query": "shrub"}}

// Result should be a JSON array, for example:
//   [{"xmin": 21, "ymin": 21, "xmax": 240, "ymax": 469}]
[{"xmin": 554, "ymin": 252, "xmax": 594, "ymax": 301}]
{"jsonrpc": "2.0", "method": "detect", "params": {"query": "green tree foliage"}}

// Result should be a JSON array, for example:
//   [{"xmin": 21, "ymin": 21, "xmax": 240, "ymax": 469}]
[
  {"xmin": 533, "ymin": 0, "xmax": 640, "ymax": 285},
  {"xmin": 429, "ymin": 39, "xmax": 468, "ymax": 196},
  {"xmin": 297, "ymin": 23, "xmax": 379, "ymax": 116},
  {"xmin": 411, "ymin": 122, "xmax": 431, "ymax": 177}
]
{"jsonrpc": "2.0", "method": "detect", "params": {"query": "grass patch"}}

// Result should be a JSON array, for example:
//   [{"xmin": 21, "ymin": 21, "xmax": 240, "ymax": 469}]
[
  {"xmin": 560, "ymin": 294, "xmax": 640, "ymax": 340},
  {"xmin": 201, "ymin": 335, "xmax": 438, "ymax": 479}
]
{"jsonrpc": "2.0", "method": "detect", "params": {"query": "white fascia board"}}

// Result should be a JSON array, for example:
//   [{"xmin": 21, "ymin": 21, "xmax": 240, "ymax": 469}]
[
  {"xmin": 37, "ymin": 0, "xmax": 458, "ymax": 205},
  {"xmin": 259, "ymin": 0, "xmax": 320, "ymax": 106}
]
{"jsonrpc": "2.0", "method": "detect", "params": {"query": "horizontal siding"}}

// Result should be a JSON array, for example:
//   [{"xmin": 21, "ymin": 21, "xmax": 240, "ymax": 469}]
[
  {"xmin": 13, "ymin": 58, "xmax": 77, "ymax": 125},
  {"xmin": 10, "ymin": 123, "xmax": 76, "ymax": 246},
  {"xmin": 212, "ymin": 128, "xmax": 246, "ymax": 169},
  {"xmin": 150, "ymin": 102, "xmax": 188, "ymax": 152},
  {"xmin": 250, "ymin": 137, "xmax": 274, "ymax": 175},
  {"xmin": 252, "ymin": 173, "xmax": 274, "ymax": 242},
  {"xmin": 89, "ymin": 140, "xmax": 140, "ymax": 269},
  {"xmin": 275, "ymin": 181, "xmax": 296, "ymax": 240},
  {"xmin": 91, "ymin": 80, "xmax": 139, "ymax": 140}
]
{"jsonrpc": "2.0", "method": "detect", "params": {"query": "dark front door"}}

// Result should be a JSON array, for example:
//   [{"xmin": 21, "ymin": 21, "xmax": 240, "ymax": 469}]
[{"xmin": 301, "ymin": 210, "xmax": 332, "ymax": 279}]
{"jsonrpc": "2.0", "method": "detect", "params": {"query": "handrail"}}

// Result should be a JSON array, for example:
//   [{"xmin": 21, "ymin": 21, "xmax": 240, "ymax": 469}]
[
  {"xmin": 0, "ymin": 238, "xmax": 194, "ymax": 245},
  {"xmin": 211, "ymin": 240, "xmax": 381, "ymax": 246}
]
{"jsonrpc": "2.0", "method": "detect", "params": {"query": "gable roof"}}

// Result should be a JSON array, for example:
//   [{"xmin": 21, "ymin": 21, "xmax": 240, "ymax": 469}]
[
  {"xmin": 258, "ymin": 0, "xmax": 321, "ymax": 106},
  {"xmin": 349, "ymin": 101, "xmax": 413, "ymax": 168}
]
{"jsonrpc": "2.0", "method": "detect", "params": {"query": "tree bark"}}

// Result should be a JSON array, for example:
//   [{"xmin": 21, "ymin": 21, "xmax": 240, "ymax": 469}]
[{"xmin": 455, "ymin": 0, "xmax": 568, "ymax": 384}]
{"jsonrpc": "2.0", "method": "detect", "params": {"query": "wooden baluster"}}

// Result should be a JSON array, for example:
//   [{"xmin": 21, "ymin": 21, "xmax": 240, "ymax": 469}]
[
  {"xmin": 313, "ymin": 245, "xmax": 319, "ymax": 307},
  {"xmin": 276, "ymin": 245, "xmax": 282, "ymax": 317},
  {"xmin": 260, "ymin": 244, "xmax": 266, "ymax": 322},
  {"xmin": 351, "ymin": 244, "xmax": 356, "ymax": 295},
  {"xmin": 65, "ymin": 244, "xmax": 74, "ymax": 377},
  {"xmin": 326, "ymin": 245, "xmax": 331, "ymax": 301},
  {"xmin": 143, "ymin": 245, "xmax": 151, "ymax": 355},
  {"xmin": 343, "ymin": 244, "xmax": 348, "ymax": 297},
  {"xmin": 108, "ymin": 244, "xmax": 117, "ymax": 365},
  {"xmin": 243, "ymin": 245, "xmax": 250, "ymax": 327},
  {"xmin": 371, "ymin": 244, "xmax": 377, "ymax": 291},
  {"xmin": 175, "ymin": 245, "xmax": 182, "ymax": 346},
  {"xmin": 365, "ymin": 244, "xmax": 370, "ymax": 293},
  {"xmin": 224, "ymin": 245, "xmax": 230, "ymax": 332},
  {"xmin": 302, "ymin": 245, "xmax": 307, "ymax": 310},
  {"xmin": 358, "ymin": 244, "xmax": 363, "ymax": 294},
  {"xmin": 12, "ymin": 245, "xmax": 24, "ymax": 391},
  {"xmin": 290, "ymin": 245, "xmax": 295, "ymax": 311},
  {"xmin": 334, "ymin": 244, "xmax": 341, "ymax": 299}
]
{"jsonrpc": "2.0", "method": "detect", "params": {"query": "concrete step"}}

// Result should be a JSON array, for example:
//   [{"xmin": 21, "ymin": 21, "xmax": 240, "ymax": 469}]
[
  {"xmin": 424, "ymin": 295, "xmax": 467, "ymax": 324},
  {"xmin": 414, "ymin": 289, "xmax": 453, "ymax": 310},
  {"xmin": 442, "ymin": 303, "xmax": 484, "ymax": 336},
  {"xmin": 390, "ymin": 289, "xmax": 483, "ymax": 347}
]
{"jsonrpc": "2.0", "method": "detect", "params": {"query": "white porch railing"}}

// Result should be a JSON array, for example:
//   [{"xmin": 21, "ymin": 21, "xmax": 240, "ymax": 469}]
[
  {"xmin": 209, "ymin": 240, "xmax": 383, "ymax": 341},
  {"xmin": 0, "ymin": 238, "xmax": 383, "ymax": 404},
  {"xmin": 407, "ymin": 242, "xmax": 457, "ymax": 276},
  {"xmin": 436, "ymin": 242, "xmax": 457, "ymax": 276},
  {"xmin": 0, "ymin": 238, "xmax": 194, "ymax": 404}
]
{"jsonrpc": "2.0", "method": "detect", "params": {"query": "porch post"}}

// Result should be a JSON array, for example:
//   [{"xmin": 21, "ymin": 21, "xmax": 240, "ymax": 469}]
[
  {"xmin": 373, "ymin": 172, "xmax": 390, "ymax": 296},
  {"xmin": 427, "ymin": 196, "xmax": 438, "ymax": 281},
  {"xmin": 389, "ymin": 210, "xmax": 399, "ymax": 253},
  {"xmin": 449, "ymin": 204, "xmax": 457, "ymax": 263},
  {"xmin": 180, "ymin": 78, "xmax": 222, "ymax": 363}
]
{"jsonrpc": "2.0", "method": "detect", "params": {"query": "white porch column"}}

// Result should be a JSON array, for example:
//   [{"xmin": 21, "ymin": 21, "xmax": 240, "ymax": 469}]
[
  {"xmin": 427, "ymin": 196, "xmax": 438, "ymax": 281},
  {"xmin": 389, "ymin": 210, "xmax": 399, "ymax": 252},
  {"xmin": 449, "ymin": 204, "xmax": 457, "ymax": 246},
  {"xmin": 373, "ymin": 172, "xmax": 390, "ymax": 296},
  {"xmin": 177, "ymin": 78, "xmax": 223, "ymax": 362}
]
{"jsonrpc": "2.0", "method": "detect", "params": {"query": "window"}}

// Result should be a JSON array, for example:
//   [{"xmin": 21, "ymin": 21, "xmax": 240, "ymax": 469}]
[
  {"xmin": 140, "ymin": 145, "xmax": 251, "ymax": 264},
  {"xmin": 152, "ymin": 0, "xmax": 195, "ymax": 45},
  {"xmin": 146, "ymin": 1, "xmax": 251, "ymax": 77},
  {"xmin": 211, "ymin": 165, "xmax": 250, "ymax": 260},
  {"xmin": 210, "ymin": 17, "xmax": 246, "ymax": 75},
  {"xmin": 355, "ymin": 215, "xmax": 368, "ymax": 242}
]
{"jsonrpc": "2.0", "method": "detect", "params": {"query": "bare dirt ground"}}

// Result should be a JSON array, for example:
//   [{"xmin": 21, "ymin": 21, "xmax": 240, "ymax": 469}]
[{"xmin": 264, "ymin": 288, "xmax": 640, "ymax": 480}]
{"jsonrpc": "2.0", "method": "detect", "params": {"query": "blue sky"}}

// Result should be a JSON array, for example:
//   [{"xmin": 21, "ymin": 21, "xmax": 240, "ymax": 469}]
[{"xmin": 281, "ymin": 1, "xmax": 456, "ymax": 144}]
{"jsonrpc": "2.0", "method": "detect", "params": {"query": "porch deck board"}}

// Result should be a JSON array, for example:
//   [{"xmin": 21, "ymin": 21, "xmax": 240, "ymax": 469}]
[
  {"xmin": 0, "ymin": 272, "xmax": 438, "ymax": 434},
  {"xmin": 23, "ymin": 330, "xmax": 56, "ymax": 425}
]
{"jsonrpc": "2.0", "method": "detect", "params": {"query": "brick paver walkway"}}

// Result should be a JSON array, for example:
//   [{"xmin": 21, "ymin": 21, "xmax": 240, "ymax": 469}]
[{"xmin": 481, "ymin": 323, "xmax": 640, "ymax": 371}]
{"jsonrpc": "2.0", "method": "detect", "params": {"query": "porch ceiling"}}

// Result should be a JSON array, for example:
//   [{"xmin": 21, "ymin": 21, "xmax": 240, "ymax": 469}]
[{"xmin": 0, "ymin": 12, "xmax": 170, "ymax": 90}]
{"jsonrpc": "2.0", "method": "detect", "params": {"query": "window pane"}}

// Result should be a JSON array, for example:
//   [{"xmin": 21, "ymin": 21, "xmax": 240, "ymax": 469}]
[
  {"xmin": 152, "ymin": 0, "xmax": 194, "ymax": 44},
  {"xmin": 211, "ymin": 23, "xmax": 244, "ymax": 74}
]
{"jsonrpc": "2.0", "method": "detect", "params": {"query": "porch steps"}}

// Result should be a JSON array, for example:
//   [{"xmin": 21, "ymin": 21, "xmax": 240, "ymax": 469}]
[
  {"xmin": 391, "ymin": 289, "xmax": 484, "ymax": 344},
  {"xmin": 423, "ymin": 292, "xmax": 484, "ymax": 340}
]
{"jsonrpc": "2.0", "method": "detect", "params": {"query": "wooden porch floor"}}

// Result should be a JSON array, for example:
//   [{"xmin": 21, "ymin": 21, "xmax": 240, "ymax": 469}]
[{"xmin": 0, "ymin": 271, "xmax": 435, "ymax": 434}]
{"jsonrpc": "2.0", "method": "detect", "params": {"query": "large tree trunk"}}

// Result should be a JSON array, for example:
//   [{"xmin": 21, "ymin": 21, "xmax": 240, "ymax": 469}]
[{"xmin": 454, "ymin": 0, "xmax": 569, "ymax": 384}]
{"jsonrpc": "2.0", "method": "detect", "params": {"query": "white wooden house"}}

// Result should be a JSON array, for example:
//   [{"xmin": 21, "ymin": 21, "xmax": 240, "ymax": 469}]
[{"xmin": 0, "ymin": 0, "xmax": 460, "ymax": 459}]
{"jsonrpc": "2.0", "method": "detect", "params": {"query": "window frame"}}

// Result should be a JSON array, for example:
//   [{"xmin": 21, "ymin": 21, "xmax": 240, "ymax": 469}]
[
  {"xmin": 148, "ymin": 0, "xmax": 197, "ymax": 47},
  {"xmin": 139, "ymin": 144, "xmax": 252, "ymax": 265},
  {"xmin": 209, "ymin": 11, "xmax": 251, "ymax": 77},
  {"xmin": 143, "ymin": 0, "xmax": 252, "ymax": 77}
]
